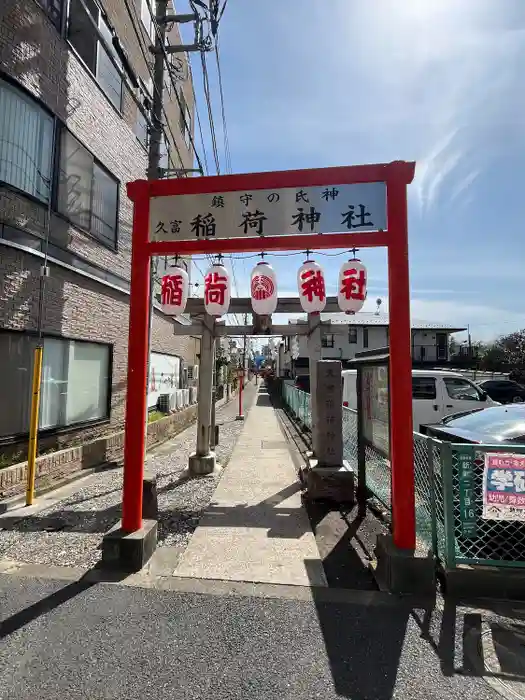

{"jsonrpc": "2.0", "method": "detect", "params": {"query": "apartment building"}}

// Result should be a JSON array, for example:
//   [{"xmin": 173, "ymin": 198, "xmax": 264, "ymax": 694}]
[
  {"xmin": 279, "ymin": 313, "xmax": 466, "ymax": 376},
  {"xmin": 0, "ymin": 0, "xmax": 199, "ymax": 452}
]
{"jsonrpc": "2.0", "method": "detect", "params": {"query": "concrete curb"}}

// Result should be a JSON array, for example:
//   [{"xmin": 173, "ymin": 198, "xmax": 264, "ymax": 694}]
[{"xmin": 0, "ymin": 461, "xmax": 118, "ymax": 515}]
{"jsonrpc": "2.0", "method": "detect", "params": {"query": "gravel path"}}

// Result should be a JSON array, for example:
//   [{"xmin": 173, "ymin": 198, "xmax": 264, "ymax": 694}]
[{"xmin": 0, "ymin": 382, "xmax": 258, "ymax": 569}]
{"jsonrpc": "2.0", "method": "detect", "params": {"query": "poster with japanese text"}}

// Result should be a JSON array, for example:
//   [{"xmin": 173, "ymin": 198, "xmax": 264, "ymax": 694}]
[{"xmin": 482, "ymin": 452, "xmax": 525, "ymax": 521}]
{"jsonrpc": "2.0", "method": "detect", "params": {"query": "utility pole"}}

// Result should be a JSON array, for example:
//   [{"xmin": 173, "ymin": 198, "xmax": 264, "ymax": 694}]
[
  {"xmin": 242, "ymin": 312, "xmax": 248, "ymax": 384},
  {"xmin": 144, "ymin": 2, "xmax": 203, "ymax": 441},
  {"xmin": 144, "ymin": 0, "xmax": 168, "ymax": 443}
]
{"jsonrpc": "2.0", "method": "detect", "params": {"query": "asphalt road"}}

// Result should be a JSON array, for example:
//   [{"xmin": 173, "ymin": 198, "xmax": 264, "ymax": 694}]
[{"xmin": 0, "ymin": 574, "xmax": 502, "ymax": 700}]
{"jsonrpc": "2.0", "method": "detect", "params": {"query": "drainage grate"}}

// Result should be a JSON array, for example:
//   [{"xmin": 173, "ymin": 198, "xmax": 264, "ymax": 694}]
[{"xmin": 261, "ymin": 440, "xmax": 288, "ymax": 450}]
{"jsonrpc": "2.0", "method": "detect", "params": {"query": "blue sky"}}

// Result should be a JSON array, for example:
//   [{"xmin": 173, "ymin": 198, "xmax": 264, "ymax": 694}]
[{"xmin": 180, "ymin": 0, "xmax": 525, "ymax": 342}]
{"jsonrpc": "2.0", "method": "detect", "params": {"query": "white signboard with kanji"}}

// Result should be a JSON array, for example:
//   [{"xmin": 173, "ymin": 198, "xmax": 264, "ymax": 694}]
[
  {"xmin": 149, "ymin": 182, "xmax": 387, "ymax": 242},
  {"xmin": 482, "ymin": 452, "xmax": 525, "ymax": 521}
]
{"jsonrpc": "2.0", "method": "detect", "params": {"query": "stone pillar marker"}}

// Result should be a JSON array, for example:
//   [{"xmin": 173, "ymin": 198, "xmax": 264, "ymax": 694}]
[
  {"xmin": 316, "ymin": 360, "xmax": 343, "ymax": 467},
  {"xmin": 300, "ymin": 360, "xmax": 355, "ymax": 503}
]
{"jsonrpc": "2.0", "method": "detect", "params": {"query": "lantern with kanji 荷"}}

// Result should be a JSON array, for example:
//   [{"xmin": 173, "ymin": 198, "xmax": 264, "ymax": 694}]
[
  {"xmin": 297, "ymin": 259, "xmax": 326, "ymax": 314},
  {"xmin": 204, "ymin": 262, "xmax": 231, "ymax": 316},
  {"xmin": 160, "ymin": 266, "xmax": 190, "ymax": 316},
  {"xmin": 250, "ymin": 261, "xmax": 278, "ymax": 315},
  {"xmin": 337, "ymin": 258, "xmax": 367, "ymax": 314}
]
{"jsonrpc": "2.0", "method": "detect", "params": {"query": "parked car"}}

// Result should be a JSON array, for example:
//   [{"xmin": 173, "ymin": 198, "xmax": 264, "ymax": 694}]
[
  {"xmin": 422, "ymin": 404, "xmax": 525, "ymax": 444},
  {"xmin": 342, "ymin": 369, "xmax": 499, "ymax": 431},
  {"xmin": 477, "ymin": 379, "xmax": 525, "ymax": 405},
  {"xmin": 294, "ymin": 374, "xmax": 310, "ymax": 393}
]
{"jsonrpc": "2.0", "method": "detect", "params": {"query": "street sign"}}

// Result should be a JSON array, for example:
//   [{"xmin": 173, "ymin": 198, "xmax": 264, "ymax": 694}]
[{"xmin": 149, "ymin": 182, "xmax": 387, "ymax": 242}]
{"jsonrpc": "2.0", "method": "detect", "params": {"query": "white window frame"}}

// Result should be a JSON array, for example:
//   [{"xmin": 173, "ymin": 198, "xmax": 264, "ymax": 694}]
[
  {"xmin": 141, "ymin": 0, "xmax": 156, "ymax": 42},
  {"xmin": 67, "ymin": 0, "xmax": 123, "ymax": 110},
  {"xmin": 58, "ymin": 129, "xmax": 120, "ymax": 247},
  {"xmin": 0, "ymin": 79, "xmax": 54, "ymax": 203},
  {"xmin": 0, "ymin": 332, "xmax": 111, "ymax": 437}
]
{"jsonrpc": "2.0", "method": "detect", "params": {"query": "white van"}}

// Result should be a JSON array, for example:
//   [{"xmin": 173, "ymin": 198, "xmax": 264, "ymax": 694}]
[{"xmin": 342, "ymin": 369, "xmax": 499, "ymax": 431}]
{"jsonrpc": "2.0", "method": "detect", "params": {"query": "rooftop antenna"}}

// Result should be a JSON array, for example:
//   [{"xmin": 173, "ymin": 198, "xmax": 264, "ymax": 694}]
[{"xmin": 375, "ymin": 298, "xmax": 382, "ymax": 316}]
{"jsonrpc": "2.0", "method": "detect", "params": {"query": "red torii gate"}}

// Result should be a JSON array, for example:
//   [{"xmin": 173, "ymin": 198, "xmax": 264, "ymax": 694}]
[{"xmin": 123, "ymin": 161, "xmax": 416, "ymax": 550}]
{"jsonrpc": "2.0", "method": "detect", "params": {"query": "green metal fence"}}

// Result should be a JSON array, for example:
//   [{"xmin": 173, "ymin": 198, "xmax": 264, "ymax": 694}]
[
  {"xmin": 282, "ymin": 383, "xmax": 312, "ymax": 430},
  {"xmin": 440, "ymin": 443, "xmax": 525, "ymax": 569},
  {"xmin": 282, "ymin": 382, "xmax": 525, "ymax": 570}
]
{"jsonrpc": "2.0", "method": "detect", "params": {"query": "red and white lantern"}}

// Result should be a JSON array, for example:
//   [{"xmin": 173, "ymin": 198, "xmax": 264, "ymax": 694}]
[
  {"xmin": 160, "ymin": 267, "xmax": 189, "ymax": 316},
  {"xmin": 250, "ymin": 261, "xmax": 278, "ymax": 315},
  {"xmin": 297, "ymin": 259, "xmax": 326, "ymax": 314},
  {"xmin": 337, "ymin": 258, "xmax": 367, "ymax": 314},
  {"xmin": 204, "ymin": 262, "xmax": 231, "ymax": 316}
]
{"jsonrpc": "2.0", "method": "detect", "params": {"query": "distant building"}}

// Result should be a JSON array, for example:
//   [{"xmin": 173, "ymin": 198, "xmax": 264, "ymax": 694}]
[{"xmin": 278, "ymin": 313, "xmax": 466, "ymax": 376}]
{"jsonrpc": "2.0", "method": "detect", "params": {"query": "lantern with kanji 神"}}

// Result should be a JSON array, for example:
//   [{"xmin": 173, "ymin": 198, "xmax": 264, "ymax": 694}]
[
  {"xmin": 204, "ymin": 262, "xmax": 231, "ymax": 316},
  {"xmin": 297, "ymin": 259, "xmax": 326, "ymax": 314},
  {"xmin": 160, "ymin": 266, "xmax": 190, "ymax": 316},
  {"xmin": 338, "ymin": 258, "xmax": 367, "ymax": 314},
  {"xmin": 250, "ymin": 261, "xmax": 278, "ymax": 315}
]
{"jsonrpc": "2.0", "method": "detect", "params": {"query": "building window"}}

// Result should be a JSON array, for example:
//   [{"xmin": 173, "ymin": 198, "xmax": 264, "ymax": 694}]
[
  {"xmin": 58, "ymin": 129, "xmax": 119, "ymax": 247},
  {"xmin": 348, "ymin": 327, "xmax": 357, "ymax": 344},
  {"xmin": 0, "ymin": 333, "xmax": 111, "ymax": 437},
  {"xmin": 0, "ymin": 80, "xmax": 54, "ymax": 203},
  {"xmin": 36, "ymin": 0, "xmax": 64, "ymax": 30},
  {"xmin": 68, "ymin": 0, "xmax": 123, "ymax": 110},
  {"xmin": 363, "ymin": 327, "xmax": 369, "ymax": 348},
  {"xmin": 141, "ymin": 0, "xmax": 156, "ymax": 41},
  {"xmin": 159, "ymin": 134, "xmax": 170, "ymax": 174},
  {"xmin": 135, "ymin": 107, "xmax": 149, "ymax": 149},
  {"xmin": 321, "ymin": 334, "xmax": 335, "ymax": 348}
]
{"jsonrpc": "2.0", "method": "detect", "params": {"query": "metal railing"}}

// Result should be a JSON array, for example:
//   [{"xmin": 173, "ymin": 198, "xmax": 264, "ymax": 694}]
[
  {"xmin": 282, "ymin": 382, "xmax": 311, "ymax": 430},
  {"xmin": 282, "ymin": 382, "xmax": 525, "ymax": 571}
]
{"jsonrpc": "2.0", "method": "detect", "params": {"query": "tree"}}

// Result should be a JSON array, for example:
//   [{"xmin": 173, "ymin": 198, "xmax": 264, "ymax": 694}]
[
  {"xmin": 479, "ymin": 343, "xmax": 507, "ymax": 372},
  {"xmin": 479, "ymin": 329, "xmax": 525, "ymax": 372},
  {"xmin": 496, "ymin": 330, "xmax": 525, "ymax": 368}
]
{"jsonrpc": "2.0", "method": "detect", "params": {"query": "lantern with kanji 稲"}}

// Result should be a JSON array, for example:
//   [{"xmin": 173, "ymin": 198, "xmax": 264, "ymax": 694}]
[
  {"xmin": 204, "ymin": 262, "xmax": 231, "ymax": 316},
  {"xmin": 250, "ymin": 261, "xmax": 278, "ymax": 315},
  {"xmin": 337, "ymin": 258, "xmax": 367, "ymax": 314},
  {"xmin": 160, "ymin": 267, "xmax": 190, "ymax": 316},
  {"xmin": 297, "ymin": 260, "xmax": 326, "ymax": 314}
]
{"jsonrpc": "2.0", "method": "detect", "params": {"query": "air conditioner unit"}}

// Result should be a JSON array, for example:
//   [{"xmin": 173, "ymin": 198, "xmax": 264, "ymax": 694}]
[{"xmin": 193, "ymin": 364, "xmax": 199, "ymax": 381}]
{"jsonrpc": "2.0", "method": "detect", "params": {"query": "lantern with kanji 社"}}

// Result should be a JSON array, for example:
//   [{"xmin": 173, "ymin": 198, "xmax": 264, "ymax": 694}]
[
  {"xmin": 204, "ymin": 262, "xmax": 231, "ymax": 316},
  {"xmin": 297, "ymin": 259, "xmax": 326, "ymax": 314},
  {"xmin": 338, "ymin": 258, "xmax": 367, "ymax": 314},
  {"xmin": 250, "ymin": 261, "xmax": 278, "ymax": 315},
  {"xmin": 160, "ymin": 266, "xmax": 190, "ymax": 316}
]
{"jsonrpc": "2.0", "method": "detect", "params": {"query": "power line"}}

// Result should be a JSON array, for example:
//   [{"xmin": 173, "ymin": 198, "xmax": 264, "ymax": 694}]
[
  {"xmin": 200, "ymin": 50, "xmax": 221, "ymax": 174},
  {"xmin": 145, "ymin": 0, "xmax": 206, "ymax": 174},
  {"xmin": 187, "ymin": 61, "xmax": 210, "ymax": 176},
  {"xmin": 121, "ymin": 0, "xmax": 186, "ymax": 172},
  {"xmin": 214, "ymin": 39, "xmax": 232, "ymax": 173}
]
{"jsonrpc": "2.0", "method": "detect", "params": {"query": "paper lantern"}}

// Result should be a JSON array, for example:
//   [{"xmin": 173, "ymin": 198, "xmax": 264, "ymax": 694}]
[
  {"xmin": 160, "ymin": 267, "xmax": 189, "ymax": 315},
  {"xmin": 204, "ymin": 262, "xmax": 231, "ymax": 316},
  {"xmin": 338, "ymin": 258, "xmax": 367, "ymax": 314},
  {"xmin": 250, "ymin": 261, "xmax": 278, "ymax": 315},
  {"xmin": 297, "ymin": 260, "xmax": 326, "ymax": 314}
]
